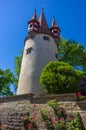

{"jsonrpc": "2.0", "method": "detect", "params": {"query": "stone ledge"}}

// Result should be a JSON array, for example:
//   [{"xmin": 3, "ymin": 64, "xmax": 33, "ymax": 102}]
[
  {"xmin": 0, "ymin": 93, "xmax": 34, "ymax": 103},
  {"xmin": 0, "ymin": 93, "xmax": 77, "ymax": 103}
]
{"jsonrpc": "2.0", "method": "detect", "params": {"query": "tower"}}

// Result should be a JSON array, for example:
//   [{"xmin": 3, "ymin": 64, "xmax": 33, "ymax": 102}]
[{"xmin": 17, "ymin": 10, "xmax": 60, "ymax": 95}]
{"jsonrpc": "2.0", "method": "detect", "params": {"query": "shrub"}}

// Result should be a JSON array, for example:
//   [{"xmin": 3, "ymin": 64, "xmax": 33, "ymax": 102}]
[{"xmin": 40, "ymin": 61, "xmax": 84, "ymax": 94}]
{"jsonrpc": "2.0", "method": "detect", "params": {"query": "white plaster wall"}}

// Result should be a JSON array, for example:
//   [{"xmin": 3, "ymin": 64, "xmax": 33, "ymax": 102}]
[{"xmin": 17, "ymin": 34, "xmax": 58, "ymax": 95}]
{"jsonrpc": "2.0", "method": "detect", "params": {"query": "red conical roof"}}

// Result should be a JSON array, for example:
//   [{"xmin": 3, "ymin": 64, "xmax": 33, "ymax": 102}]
[
  {"xmin": 28, "ymin": 9, "xmax": 39, "ymax": 25},
  {"xmin": 32, "ymin": 9, "xmax": 37, "ymax": 20},
  {"xmin": 51, "ymin": 17, "xmax": 60, "ymax": 32},
  {"xmin": 52, "ymin": 17, "xmax": 58, "ymax": 27},
  {"xmin": 38, "ymin": 9, "xmax": 49, "ymax": 32}
]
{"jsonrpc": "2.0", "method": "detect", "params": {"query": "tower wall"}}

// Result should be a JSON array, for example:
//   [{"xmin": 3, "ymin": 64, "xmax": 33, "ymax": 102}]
[{"xmin": 17, "ymin": 34, "xmax": 58, "ymax": 95}]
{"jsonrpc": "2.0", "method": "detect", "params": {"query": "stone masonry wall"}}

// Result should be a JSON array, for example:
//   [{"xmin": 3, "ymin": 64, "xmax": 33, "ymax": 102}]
[{"xmin": 0, "ymin": 93, "xmax": 86, "ymax": 129}]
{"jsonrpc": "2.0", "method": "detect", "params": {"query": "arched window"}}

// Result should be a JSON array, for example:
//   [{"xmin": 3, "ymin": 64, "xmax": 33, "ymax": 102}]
[{"xmin": 26, "ymin": 47, "xmax": 33, "ymax": 54}]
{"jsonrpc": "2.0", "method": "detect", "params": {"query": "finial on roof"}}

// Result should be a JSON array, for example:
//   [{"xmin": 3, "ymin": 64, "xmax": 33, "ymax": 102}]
[
  {"xmin": 34, "ymin": 8, "xmax": 36, "ymax": 14},
  {"xmin": 42, "ymin": 5, "xmax": 44, "ymax": 12}
]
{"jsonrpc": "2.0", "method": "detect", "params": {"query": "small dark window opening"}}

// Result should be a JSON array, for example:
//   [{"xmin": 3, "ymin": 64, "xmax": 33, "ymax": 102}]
[
  {"xmin": 55, "ymin": 53, "xmax": 58, "ymax": 59},
  {"xmin": 30, "ymin": 24, "xmax": 33, "ymax": 28},
  {"xmin": 47, "ymin": 36, "xmax": 49, "ymax": 41},
  {"xmin": 43, "ymin": 36, "xmax": 50, "ymax": 41},
  {"xmin": 26, "ymin": 47, "xmax": 32, "ymax": 54},
  {"xmin": 43, "ymin": 36, "xmax": 46, "ymax": 40},
  {"xmin": 54, "ymin": 31, "xmax": 58, "ymax": 33}
]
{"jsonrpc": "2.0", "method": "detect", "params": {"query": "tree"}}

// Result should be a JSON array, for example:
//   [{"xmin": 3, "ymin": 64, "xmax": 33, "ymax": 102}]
[
  {"xmin": 40, "ymin": 61, "xmax": 84, "ymax": 94},
  {"xmin": 58, "ymin": 39, "xmax": 86, "ymax": 72},
  {"xmin": 0, "ymin": 69, "xmax": 14, "ymax": 97}
]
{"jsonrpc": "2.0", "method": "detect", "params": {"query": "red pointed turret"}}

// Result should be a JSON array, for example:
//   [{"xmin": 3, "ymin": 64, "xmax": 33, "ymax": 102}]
[
  {"xmin": 38, "ymin": 9, "xmax": 50, "ymax": 34},
  {"xmin": 28, "ymin": 9, "xmax": 39, "ymax": 32},
  {"xmin": 32, "ymin": 9, "xmax": 37, "ymax": 20},
  {"xmin": 39, "ymin": 9, "xmax": 48, "ymax": 28},
  {"xmin": 50, "ymin": 17, "xmax": 60, "ymax": 39},
  {"xmin": 52, "ymin": 17, "xmax": 58, "ymax": 27}
]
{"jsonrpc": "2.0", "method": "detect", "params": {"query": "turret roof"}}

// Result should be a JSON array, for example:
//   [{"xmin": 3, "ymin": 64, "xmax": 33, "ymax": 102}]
[
  {"xmin": 38, "ymin": 9, "xmax": 49, "ymax": 32},
  {"xmin": 28, "ymin": 9, "xmax": 39, "ymax": 25},
  {"xmin": 52, "ymin": 17, "xmax": 58, "ymax": 27},
  {"xmin": 51, "ymin": 17, "xmax": 60, "ymax": 32},
  {"xmin": 32, "ymin": 9, "xmax": 37, "ymax": 20}
]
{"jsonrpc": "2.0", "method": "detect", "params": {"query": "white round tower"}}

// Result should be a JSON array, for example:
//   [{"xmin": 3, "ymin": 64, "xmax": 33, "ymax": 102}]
[{"xmin": 17, "ymin": 10, "xmax": 60, "ymax": 95}]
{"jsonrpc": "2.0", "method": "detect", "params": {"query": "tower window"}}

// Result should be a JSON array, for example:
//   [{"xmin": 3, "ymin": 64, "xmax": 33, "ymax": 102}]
[
  {"xmin": 26, "ymin": 47, "xmax": 32, "ymax": 54},
  {"xmin": 30, "ymin": 24, "xmax": 33, "ymax": 28},
  {"xmin": 29, "ymin": 23, "xmax": 33, "ymax": 28},
  {"xmin": 43, "ymin": 36, "xmax": 50, "ymax": 41}
]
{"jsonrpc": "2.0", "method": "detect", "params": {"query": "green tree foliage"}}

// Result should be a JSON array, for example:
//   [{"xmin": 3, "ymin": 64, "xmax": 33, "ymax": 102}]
[
  {"xmin": 40, "ymin": 61, "xmax": 84, "ymax": 94},
  {"xmin": 0, "ymin": 69, "xmax": 14, "ymax": 97},
  {"xmin": 58, "ymin": 39, "xmax": 86, "ymax": 72}
]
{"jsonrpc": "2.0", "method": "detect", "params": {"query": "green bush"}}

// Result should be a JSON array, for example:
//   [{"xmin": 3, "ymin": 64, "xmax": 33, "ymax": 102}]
[{"xmin": 40, "ymin": 61, "xmax": 84, "ymax": 94}]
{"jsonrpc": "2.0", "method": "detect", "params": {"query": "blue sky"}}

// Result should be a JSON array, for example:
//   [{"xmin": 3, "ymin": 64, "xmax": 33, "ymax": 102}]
[{"xmin": 0, "ymin": 0, "xmax": 86, "ymax": 71}]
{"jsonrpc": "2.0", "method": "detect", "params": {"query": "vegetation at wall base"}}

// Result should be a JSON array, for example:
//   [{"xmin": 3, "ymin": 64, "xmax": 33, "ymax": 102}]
[
  {"xmin": 77, "ymin": 91, "xmax": 86, "ymax": 101},
  {"xmin": 0, "ymin": 99, "xmax": 85, "ymax": 130},
  {"xmin": 41, "ymin": 99, "xmax": 85, "ymax": 130}
]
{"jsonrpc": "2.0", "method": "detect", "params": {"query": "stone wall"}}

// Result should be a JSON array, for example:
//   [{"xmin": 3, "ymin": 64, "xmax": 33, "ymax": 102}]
[{"xmin": 0, "ymin": 93, "xmax": 86, "ymax": 129}]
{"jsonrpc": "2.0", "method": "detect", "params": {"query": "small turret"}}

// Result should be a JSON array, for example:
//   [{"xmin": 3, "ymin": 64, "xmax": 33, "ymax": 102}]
[
  {"xmin": 28, "ymin": 9, "xmax": 39, "ymax": 32},
  {"xmin": 50, "ymin": 17, "xmax": 60, "ymax": 40}
]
